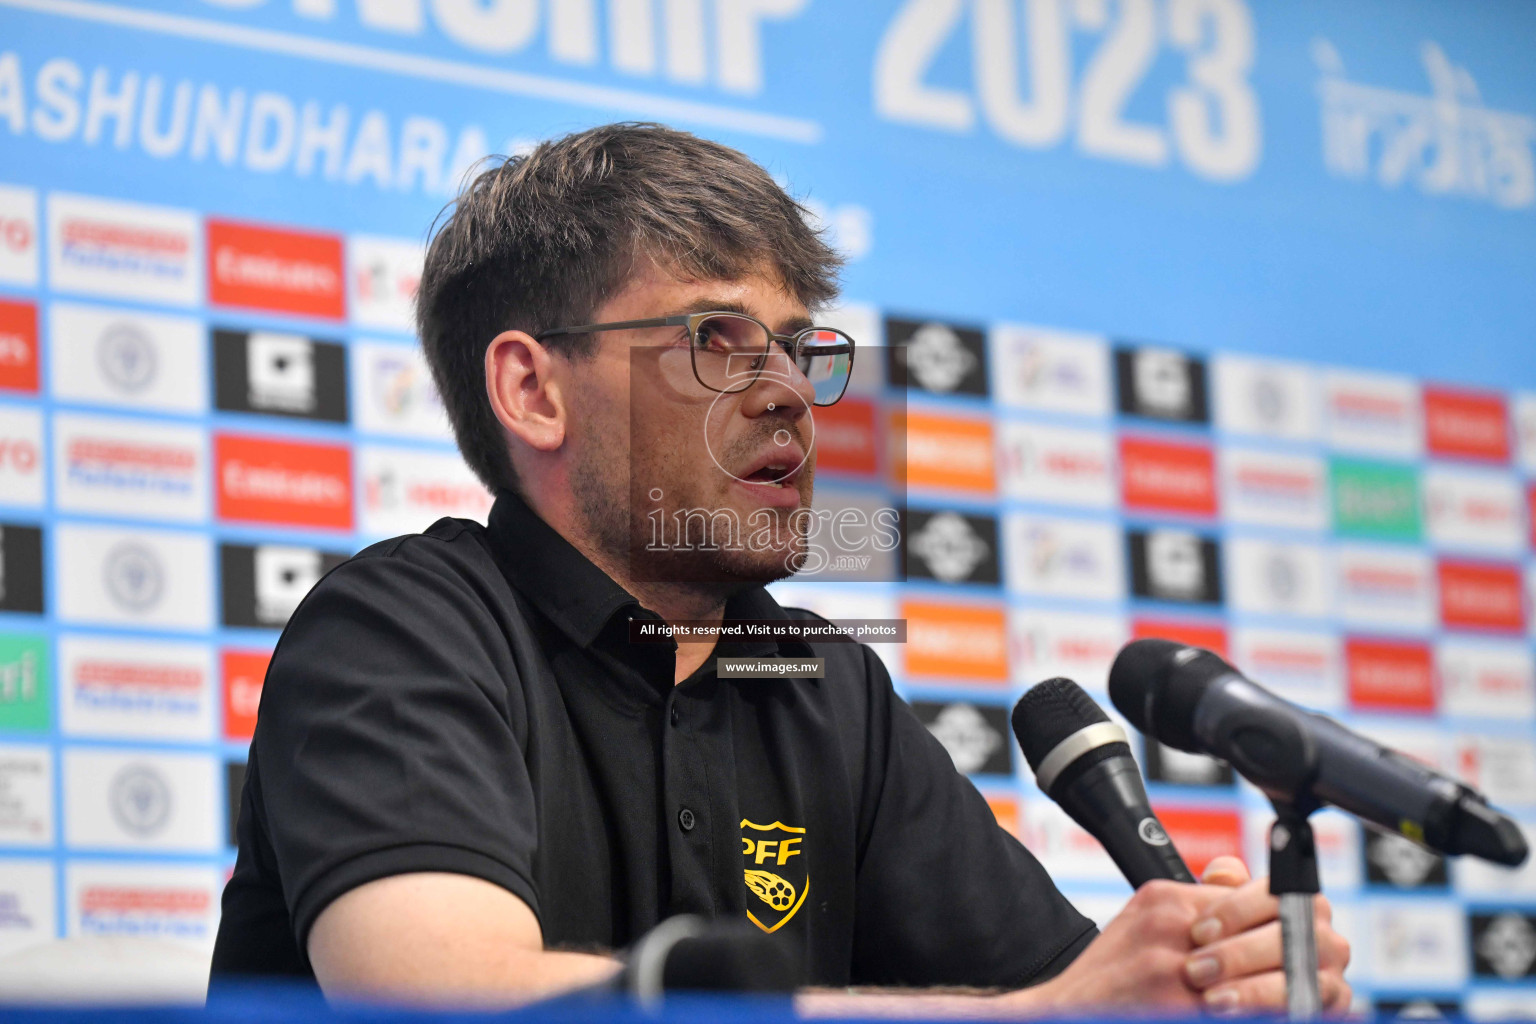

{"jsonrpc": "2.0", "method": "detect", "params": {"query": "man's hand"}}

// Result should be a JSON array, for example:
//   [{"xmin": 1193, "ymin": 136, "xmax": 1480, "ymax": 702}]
[{"xmin": 1017, "ymin": 856, "xmax": 1351, "ymax": 1015}]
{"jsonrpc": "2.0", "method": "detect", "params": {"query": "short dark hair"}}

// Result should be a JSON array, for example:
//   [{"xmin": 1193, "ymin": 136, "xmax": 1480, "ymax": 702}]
[{"xmin": 415, "ymin": 121, "xmax": 844, "ymax": 492}]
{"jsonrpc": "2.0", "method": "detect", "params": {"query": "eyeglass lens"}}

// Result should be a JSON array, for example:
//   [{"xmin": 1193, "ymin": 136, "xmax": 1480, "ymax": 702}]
[{"xmin": 692, "ymin": 315, "xmax": 851, "ymax": 406}]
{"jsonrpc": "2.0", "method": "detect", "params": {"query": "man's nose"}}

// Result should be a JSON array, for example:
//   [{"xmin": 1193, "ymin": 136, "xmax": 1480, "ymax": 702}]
[{"xmin": 739, "ymin": 349, "xmax": 816, "ymax": 420}]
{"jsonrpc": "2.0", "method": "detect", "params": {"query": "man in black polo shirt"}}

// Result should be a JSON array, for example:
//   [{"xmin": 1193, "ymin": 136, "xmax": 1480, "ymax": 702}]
[{"xmin": 211, "ymin": 123, "xmax": 1349, "ymax": 1014}]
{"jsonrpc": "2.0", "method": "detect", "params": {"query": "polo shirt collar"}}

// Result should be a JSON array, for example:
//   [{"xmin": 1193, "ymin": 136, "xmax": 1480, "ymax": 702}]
[{"xmin": 486, "ymin": 489, "xmax": 814, "ymax": 658}]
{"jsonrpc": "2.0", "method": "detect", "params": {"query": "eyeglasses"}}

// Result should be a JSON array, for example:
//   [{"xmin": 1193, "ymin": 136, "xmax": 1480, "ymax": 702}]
[{"xmin": 535, "ymin": 311, "xmax": 855, "ymax": 407}]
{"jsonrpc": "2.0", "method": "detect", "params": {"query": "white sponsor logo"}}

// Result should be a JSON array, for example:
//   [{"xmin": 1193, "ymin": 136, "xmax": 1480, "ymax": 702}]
[
  {"xmin": 1231, "ymin": 628, "xmax": 1343, "ymax": 711},
  {"xmin": 1439, "ymin": 642, "xmax": 1535, "ymax": 719},
  {"xmin": 1244, "ymin": 809, "xmax": 1360, "ymax": 890},
  {"xmin": 1324, "ymin": 370, "xmax": 1423, "ymax": 458},
  {"xmin": 64, "ymin": 749, "xmax": 218, "ymax": 852},
  {"xmin": 352, "ymin": 341, "xmax": 452, "ymax": 440},
  {"xmin": 59, "ymin": 636, "xmax": 214, "ymax": 742},
  {"xmin": 997, "ymin": 422, "xmax": 1116, "ymax": 508},
  {"xmin": 1468, "ymin": 992, "xmax": 1536, "ymax": 1021},
  {"xmin": 53, "ymin": 413, "xmax": 208, "ymax": 522},
  {"xmin": 1334, "ymin": 544, "xmax": 1436, "ymax": 631},
  {"xmin": 1455, "ymin": 734, "xmax": 1536, "ymax": 808},
  {"xmin": 1131, "ymin": 348, "xmax": 1198, "ymax": 419},
  {"xmin": 1360, "ymin": 724, "xmax": 1449, "ymax": 773},
  {"xmin": 0, "ymin": 860, "xmax": 55, "ymax": 956},
  {"xmin": 1423, "ymin": 466, "xmax": 1524, "ymax": 554},
  {"xmin": 58, "ymin": 525, "xmax": 212, "ymax": 632},
  {"xmin": 49, "ymin": 303, "xmax": 206, "ymax": 414},
  {"xmin": 1228, "ymin": 539, "xmax": 1332, "ymax": 618},
  {"xmin": 925, "ymin": 703, "xmax": 1003, "ymax": 774},
  {"xmin": 0, "ymin": 745, "xmax": 51, "ymax": 847},
  {"xmin": 904, "ymin": 322, "xmax": 975, "ymax": 393},
  {"xmin": 991, "ymin": 325, "xmax": 1111, "ymax": 417},
  {"xmin": 213, "ymin": 244, "xmax": 337, "ymax": 298},
  {"xmin": 909, "ymin": 512, "xmax": 990, "ymax": 583},
  {"xmin": 1143, "ymin": 529, "xmax": 1209, "ymax": 602},
  {"xmin": 67, "ymin": 862, "xmax": 220, "ymax": 954},
  {"xmin": 817, "ymin": 304, "xmax": 882, "ymax": 397},
  {"xmin": 1517, "ymin": 393, "xmax": 1536, "ymax": 475},
  {"xmin": 359, "ymin": 445, "xmax": 492, "ymax": 536},
  {"xmin": 46, "ymin": 193, "xmax": 200, "ymax": 306},
  {"xmin": 1213, "ymin": 355, "xmax": 1320, "ymax": 441},
  {"xmin": 1458, "ymin": 822, "xmax": 1536, "ymax": 896},
  {"xmin": 1009, "ymin": 609, "xmax": 1127, "ymax": 691},
  {"xmin": 1365, "ymin": 901, "xmax": 1468, "ymax": 986},
  {"xmin": 1020, "ymin": 798, "xmax": 1125, "ymax": 884},
  {"xmin": 254, "ymin": 545, "xmax": 326, "ymax": 625},
  {"xmin": 348, "ymin": 235, "xmax": 423, "ymax": 332},
  {"xmin": 1219, "ymin": 448, "xmax": 1328, "ymax": 531},
  {"xmin": 0, "ymin": 406, "xmax": 43, "ymax": 508},
  {"xmin": 0, "ymin": 184, "xmax": 39, "ymax": 287},
  {"xmin": 247, "ymin": 333, "xmax": 318, "ymax": 413},
  {"xmin": 1477, "ymin": 913, "xmax": 1536, "ymax": 980},
  {"xmin": 1004, "ymin": 514, "xmax": 1124, "ymax": 602}
]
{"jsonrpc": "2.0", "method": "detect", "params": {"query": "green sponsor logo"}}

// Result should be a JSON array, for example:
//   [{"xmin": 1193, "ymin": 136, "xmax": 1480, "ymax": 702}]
[
  {"xmin": 1331, "ymin": 459, "xmax": 1420, "ymax": 540},
  {"xmin": 0, "ymin": 634, "xmax": 49, "ymax": 732}
]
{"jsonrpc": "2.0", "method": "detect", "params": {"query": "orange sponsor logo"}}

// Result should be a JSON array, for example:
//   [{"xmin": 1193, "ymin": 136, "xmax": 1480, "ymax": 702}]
[
  {"xmin": 223, "ymin": 649, "xmax": 271, "ymax": 741},
  {"xmin": 208, "ymin": 219, "xmax": 345, "ymax": 319},
  {"xmin": 1152, "ymin": 806, "xmax": 1243, "ymax": 877},
  {"xmin": 1438, "ymin": 560, "xmax": 1525, "ymax": 633},
  {"xmin": 1423, "ymin": 386, "xmax": 1509, "ymax": 462},
  {"xmin": 900, "ymin": 411, "xmax": 995, "ymax": 494},
  {"xmin": 986, "ymin": 794, "xmax": 1021, "ymax": 840},
  {"xmin": 0, "ymin": 298, "xmax": 38, "ymax": 393},
  {"xmin": 216, "ymin": 433, "xmax": 353, "ymax": 529},
  {"xmin": 1346, "ymin": 638, "xmax": 1436, "ymax": 713},
  {"xmin": 902, "ymin": 599, "xmax": 1009, "ymax": 681},
  {"xmin": 1119, "ymin": 436, "xmax": 1217, "ymax": 516},
  {"xmin": 1132, "ymin": 618, "xmax": 1228, "ymax": 660}
]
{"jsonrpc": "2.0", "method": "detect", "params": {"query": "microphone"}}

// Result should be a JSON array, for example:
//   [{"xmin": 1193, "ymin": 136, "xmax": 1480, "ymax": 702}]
[
  {"xmin": 1108, "ymin": 638, "xmax": 1528, "ymax": 866},
  {"xmin": 1013, "ymin": 677, "xmax": 1196, "ymax": 886},
  {"xmin": 619, "ymin": 916, "xmax": 801, "ymax": 1007}
]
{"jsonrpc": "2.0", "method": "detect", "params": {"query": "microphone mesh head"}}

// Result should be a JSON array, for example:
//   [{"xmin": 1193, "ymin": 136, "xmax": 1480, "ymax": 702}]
[
  {"xmin": 1109, "ymin": 638, "xmax": 1235, "ymax": 751},
  {"xmin": 1012, "ymin": 678, "xmax": 1111, "ymax": 774},
  {"xmin": 1107, "ymin": 638, "xmax": 1183, "ymax": 734}
]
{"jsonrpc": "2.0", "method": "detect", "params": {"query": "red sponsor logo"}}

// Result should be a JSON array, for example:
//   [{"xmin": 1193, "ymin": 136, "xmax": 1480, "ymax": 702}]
[
  {"xmin": 76, "ymin": 659, "xmax": 203, "ymax": 693},
  {"xmin": 1120, "ymin": 436, "xmax": 1217, "ymax": 516},
  {"xmin": 215, "ymin": 434, "xmax": 353, "ymax": 529},
  {"xmin": 1423, "ymin": 386, "xmax": 1509, "ymax": 462},
  {"xmin": 1438, "ymin": 560, "xmax": 1525, "ymax": 633},
  {"xmin": 223, "ymin": 649, "xmax": 270, "ymax": 741},
  {"xmin": 1346, "ymin": 638, "xmax": 1436, "ymax": 713},
  {"xmin": 1529, "ymin": 484, "xmax": 1536, "ymax": 551},
  {"xmin": 208, "ymin": 219, "xmax": 345, "ymax": 319},
  {"xmin": 1133, "ymin": 618, "xmax": 1228, "ymax": 659},
  {"xmin": 80, "ymin": 887, "xmax": 211, "ymax": 914},
  {"xmin": 0, "ymin": 299, "xmax": 39, "ymax": 393},
  {"xmin": 1152, "ymin": 806, "xmax": 1243, "ymax": 877},
  {"xmin": 810, "ymin": 398, "xmax": 878, "ymax": 477}
]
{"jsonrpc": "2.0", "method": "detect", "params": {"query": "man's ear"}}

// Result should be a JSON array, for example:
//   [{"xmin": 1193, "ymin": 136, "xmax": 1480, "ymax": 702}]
[{"xmin": 485, "ymin": 330, "xmax": 566, "ymax": 453}]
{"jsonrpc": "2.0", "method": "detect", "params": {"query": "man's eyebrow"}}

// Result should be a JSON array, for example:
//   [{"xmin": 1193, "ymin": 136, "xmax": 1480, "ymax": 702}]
[{"xmin": 664, "ymin": 299, "xmax": 815, "ymax": 335}]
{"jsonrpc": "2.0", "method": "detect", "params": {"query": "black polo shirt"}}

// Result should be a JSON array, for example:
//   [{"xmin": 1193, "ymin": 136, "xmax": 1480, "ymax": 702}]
[{"xmin": 210, "ymin": 490, "xmax": 1096, "ymax": 989}]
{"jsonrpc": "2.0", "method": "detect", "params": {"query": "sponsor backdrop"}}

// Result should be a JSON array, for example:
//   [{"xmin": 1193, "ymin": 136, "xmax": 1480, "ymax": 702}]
[{"xmin": 1, "ymin": 0, "xmax": 1534, "ymax": 1013}]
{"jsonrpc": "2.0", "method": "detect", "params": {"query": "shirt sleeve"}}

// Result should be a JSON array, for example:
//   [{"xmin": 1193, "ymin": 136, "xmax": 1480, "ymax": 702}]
[
  {"xmin": 850, "ymin": 647, "xmax": 1098, "ymax": 989},
  {"xmin": 251, "ymin": 544, "xmax": 541, "ymax": 954}
]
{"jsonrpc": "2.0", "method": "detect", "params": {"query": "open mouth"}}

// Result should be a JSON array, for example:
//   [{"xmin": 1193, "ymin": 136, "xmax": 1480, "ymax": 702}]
[{"xmin": 742, "ymin": 464, "xmax": 797, "ymax": 487}]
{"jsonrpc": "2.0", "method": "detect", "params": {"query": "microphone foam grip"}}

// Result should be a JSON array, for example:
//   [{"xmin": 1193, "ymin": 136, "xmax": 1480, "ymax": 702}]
[
  {"xmin": 1109, "ymin": 638, "xmax": 1234, "ymax": 752},
  {"xmin": 1012, "ymin": 677, "xmax": 1111, "ymax": 773}
]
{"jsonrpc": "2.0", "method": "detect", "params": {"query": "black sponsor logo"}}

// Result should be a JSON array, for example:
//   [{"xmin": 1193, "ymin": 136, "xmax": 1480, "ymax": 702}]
[
  {"xmin": 1364, "ymin": 828, "xmax": 1447, "ymax": 889},
  {"xmin": 226, "ymin": 760, "xmax": 246, "ymax": 848},
  {"xmin": 1142, "ymin": 739, "xmax": 1233, "ymax": 787},
  {"xmin": 1115, "ymin": 345, "xmax": 1209, "ymax": 423},
  {"xmin": 886, "ymin": 317, "xmax": 989, "ymax": 397},
  {"xmin": 221, "ymin": 542, "xmax": 348, "ymax": 629},
  {"xmin": 902, "ymin": 509, "xmax": 1000, "ymax": 585},
  {"xmin": 1373, "ymin": 998, "xmax": 1460, "ymax": 1021},
  {"xmin": 1128, "ymin": 528, "xmax": 1222, "ymax": 605},
  {"xmin": 0, "ymin": 523, "xmax": 44, "ymax": 614},
  {"xmin": 214, "ymin": 329, "xmax": 348, "ymax": 423},
  {"xmin": 911, "ymin": 700, "xmax": 1012, "ymax": 776},
  {"xmin": 1472, "ymin": 910, "xmax": 1536, "ymax": 980}
]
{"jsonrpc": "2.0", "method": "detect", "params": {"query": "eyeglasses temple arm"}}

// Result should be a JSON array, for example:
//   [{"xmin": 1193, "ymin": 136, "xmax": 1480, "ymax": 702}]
[{"xmin": 535, "ymin": 315, "xmax": 692, "ymax": 340}]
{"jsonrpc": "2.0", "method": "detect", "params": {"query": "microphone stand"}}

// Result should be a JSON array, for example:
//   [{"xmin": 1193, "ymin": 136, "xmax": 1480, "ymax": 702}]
[{"xmin": 1268, "ymin": 799, "xmax": 1321, "ymax": 1021}]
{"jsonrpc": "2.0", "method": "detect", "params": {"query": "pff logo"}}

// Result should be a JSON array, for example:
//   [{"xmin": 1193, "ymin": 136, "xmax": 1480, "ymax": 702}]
[
  {"xmin": 109, "ymin": 764, "xmax": 172, "ymax": 838},
  {"xmin": 740, "ymin": 819, "xmax": 808, "ymax": 933}
]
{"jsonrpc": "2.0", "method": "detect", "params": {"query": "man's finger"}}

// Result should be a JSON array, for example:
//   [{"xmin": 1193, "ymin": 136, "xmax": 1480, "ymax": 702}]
[
  {"xmin": 1190, "ymin": 877, "xmax": 1278, "ymax": 947},
  {"xmin": 1201, "ymin": 856, "xmax": 1250, "ymax": 888},
  {"xmin": 1186, "ymin": 917, "xmax": 1352, "ymax": 990},
  {"xmin": 1201, "ymin": 968, "xmax": 1351, "ymax": 1015}
]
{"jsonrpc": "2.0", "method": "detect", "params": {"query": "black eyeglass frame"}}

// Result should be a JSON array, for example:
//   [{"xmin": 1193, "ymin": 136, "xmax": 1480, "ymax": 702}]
[{"xmin": 535, "ymin": 311, "xmax": 856, "ymax": 406}]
